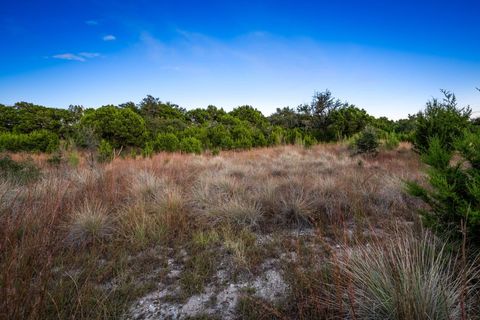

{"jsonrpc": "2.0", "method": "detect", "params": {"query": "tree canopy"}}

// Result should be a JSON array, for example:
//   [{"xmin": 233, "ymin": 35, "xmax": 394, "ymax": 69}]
[{"xmin": 0, "ymin": 90, "xmax": 436, "ymax": 154}]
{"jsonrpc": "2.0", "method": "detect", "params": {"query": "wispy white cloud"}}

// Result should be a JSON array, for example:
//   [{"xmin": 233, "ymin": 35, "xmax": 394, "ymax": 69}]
[
  {"xmin": 103, "ymin": 35, "xmax": 116, "ymax": 41},
  {"xmin": 85, "ymin": 20, "xmax": 98, "ymax": 26},
  {"xmin": 78, "ymin": 52, "xmax": 100, "ymax": 58},
  {"xmin": 52, "ymin": 53, "xmax": 86, "ymax": 62},
  {"xmin": 52, "ymin": 52, "xmax": 100, "ymax": 62}
]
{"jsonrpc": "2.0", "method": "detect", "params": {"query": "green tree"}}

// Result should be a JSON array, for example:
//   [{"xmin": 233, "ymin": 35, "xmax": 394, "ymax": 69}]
[
  {"xmin": 413, "ymin": 90, "xmax": 471, "ymax": 153},
  {"xmin": 407, "ymin": 133, "xmax": 480, "ymax": 243},
  {"xmin": 269, "ymin": 107, "xmax": 300, "ymax": 129},
  {"xmin": 326, "ymin": 106, "xmax": 371, "ymax": 140},
  {"xmin": 353, "ymin": 126, "xmax": 379, "ymax": 154},
  {"xmin": 80, "ymin": 105, "xmax": 147, "ymax": 148},
  {"xmin": 186, "ymin": 106, "xmax": 226, "ymax": 125},
  {"xmin": 0, "ymin": 104, "xmax": 19, "ymax": 132},
  {"xmin": 230, "ymin": 105, "xmax": 268, "ymax": 128},
  {"xmin": 138, "ymin": 95, "xmax": 187, "ymax": 137}
]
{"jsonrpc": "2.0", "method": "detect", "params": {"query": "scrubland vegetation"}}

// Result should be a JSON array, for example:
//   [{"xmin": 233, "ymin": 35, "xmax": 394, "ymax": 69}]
[
  {"xmin": 1, "ymin": 90, "xmax": 480, "ymax": 319},
  {"xmin": 0, "ymin": 91, "xmax": 411, "ymax": 156}
]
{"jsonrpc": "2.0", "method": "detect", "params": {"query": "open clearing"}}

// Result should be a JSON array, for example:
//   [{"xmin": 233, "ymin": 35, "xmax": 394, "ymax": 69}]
[{"xmin": 3, "ymin": 143, "xmax": 479, "ymax": 319}]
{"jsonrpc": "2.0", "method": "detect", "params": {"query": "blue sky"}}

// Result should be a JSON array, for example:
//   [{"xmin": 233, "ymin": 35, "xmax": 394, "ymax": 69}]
[{"xmin": 0, "ymin": 0, "xmax": 479, "ymax": 119}]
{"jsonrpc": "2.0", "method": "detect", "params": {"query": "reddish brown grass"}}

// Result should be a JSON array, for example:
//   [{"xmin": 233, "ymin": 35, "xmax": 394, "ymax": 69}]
[{"xmin": 0, "ymin": 144, "xmax": 437, "ymax": 319}]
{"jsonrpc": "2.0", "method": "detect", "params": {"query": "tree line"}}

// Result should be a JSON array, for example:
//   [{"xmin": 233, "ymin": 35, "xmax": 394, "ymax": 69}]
[{"xmin": 0, "ymin": 90, "xmax": 420, "ymax": 154}]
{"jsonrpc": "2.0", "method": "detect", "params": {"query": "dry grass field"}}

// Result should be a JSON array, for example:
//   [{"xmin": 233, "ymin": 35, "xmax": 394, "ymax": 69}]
[{"xmin": 1, "ymin": 143, "xmax": 479, "ymax": 319}]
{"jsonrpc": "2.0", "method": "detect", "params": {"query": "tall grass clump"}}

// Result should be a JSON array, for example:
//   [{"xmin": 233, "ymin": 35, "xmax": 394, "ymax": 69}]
[
  {"xmin": 65, "ymin": 201, "xmax": 114, "ymax": 247},
  {"xmin": 273, "ymin": 179, "xmax": 318, "ymax": 227},
  {"xmin": 192, "ymin": 173, "xmax": 264, "ymax": 228},
  {"xmin": 335, "ymin": 231, "xmax": 480, "ymax": 319}
]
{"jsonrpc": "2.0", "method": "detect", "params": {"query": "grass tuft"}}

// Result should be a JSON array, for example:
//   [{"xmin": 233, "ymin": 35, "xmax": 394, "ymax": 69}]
[
  {"xmin": 65, "ymin": 201, "xmax": 114, "ymax": 247},
  {"xmin": 334, "ymin": 231, "xmax": 480, "ymax": 319}
]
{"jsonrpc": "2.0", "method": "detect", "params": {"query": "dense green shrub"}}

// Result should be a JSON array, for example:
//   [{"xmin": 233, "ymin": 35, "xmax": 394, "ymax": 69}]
[
  {"xmin": 142, "ymin": 141, "xmax": 154, "ymax": 158},
  {"xmin": 413, "ymin": 90, "xmax": 471, "ymax": 153},
  {"xmin": 268, "ymin": 126, "xmax": 286, "ymax": 145},
  {"xmin": 207, "ymin": 125, "xmax": 233, "ymax": 150},
  {"xmin": 80, "ymin": 106, "xmax": 147, "ymax": 148},
  {"xmin": 0, "ymin": 130, "xmax": 59, "ymax": 152},
  {"xmin": 285, "ymin": 128, "xmax": 303, "ymax": 145},
  {"xmin": 303, "ymin": 135, "xmax": 316, "ymax": 148},
  {"xmin": 353, "ymin": 126, "xmax": 379, "ymax": 154},
  {"xmin": 97, "ymin": 140, "xmax": 114, "ymax": 163},
  {"xmin": 383, "ymin": 132, "xmax": 400, "ymax": 150},
  {"xmin": 0, "ymin": 156, "xmax": 41, "ymax": 184},
  {"xmin": 154, "ymin": 133, "xmax": 180, "ymax": 152},
  {"xmin": 0, "ymin": 103, "xmax": 81, "ymax": 138},
  {"xmin": 231, "ymin": 124, "xmax": 253, "ymax": 149},
  {"xmin": 72, "ymin": 125, "xmax": 99, "ymax": 150},
  {"xmin": 234, "ymin": 137, "xmax": 253, "ymax": 149},
  {"xmin": 28, "ymin": 130, "xmax": 60, "ymax": 152},
  {"xmin": 179, "ymin": 137, "xmax": 202, "ymax": 154},
  {"xmin": 407, "ymin": 133, "xmax": 480, "ymax": 243},
  {"xmin": 251, "ymin": 130, "xmax": 267, "ymax": 147}
]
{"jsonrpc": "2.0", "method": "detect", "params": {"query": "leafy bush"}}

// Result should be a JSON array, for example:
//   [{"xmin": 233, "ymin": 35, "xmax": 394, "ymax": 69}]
[
  {"xmin": 179, "ymin": 137, "xmax": 202, "ymax": 154},
  {"xmin": 234, "ymin": 137, "xmax": 253, "ymax": 150},
  {"xmin": 207, "ymin": 124, "xmax": 233, "ymax": 150},
  {"xmin": 0, "ymin": 156, "xmax": 41, "ymax": 184},
  {"xmin": 407, "ymin": 133, "xmax": 480, "ymax": 243},
  {"xmin": 154, "ymin": 133, "xmax": 179, "ymax": 152},
  {"xmin": 231, "ymin": 124, "xmax": 253, "ymax": 149},
  {"xmin": 0, "ymin": 130, "xmax": 59, "ymax": 152},
  {"xmin": 413, "ymin": 90, "xmax": 471, "ymax": 153},
  {"xmin": 97, "ymin": 140, "xmax": 114, "ymax": 163},
  {"xmin": 383, "ymin": 132, "xmax": 400, "ymax": 150},
  {"xmin": 353, "ymin": 126, "xmax": 379, "ymax": 154},
  {"xmin": 286, "ymin": 128, "xmax": 303, "ymax": 145}
]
